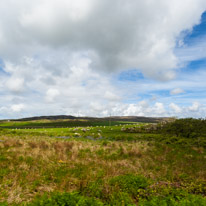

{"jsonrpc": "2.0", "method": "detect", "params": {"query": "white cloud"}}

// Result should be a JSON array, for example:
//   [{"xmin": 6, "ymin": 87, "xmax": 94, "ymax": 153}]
[
  {"xmin": 11, "ymin": 104, "xmax": 25, "ymax": 112},
  {"xmin": 113, "ymin": 101, "xmax": 167, "ymax": 117},
  {"xmin": 90, "ymin": 102, "xmax": 105, "ymax": 112},
  {"xmin": 104, "ymin": 91, "xmax": 121, "ymax": 102},
  {"xmin": 189, "ymin": 101, "xmax": 200, "ymax": 112},
  {"xmin": 0, "ymin": 1, "xmax": 205, "ymax": 119},
  {"xmin": 170, "ymin": 88, "xmax": 185, "ymax": 95},
  {"xmin": 45, "ymin": 88, "xmax": 60, "ymax": 102},
  {"xmin": 6, "ymin": 77, "xmax": 25, "ymax": 93},
  {"xmin": 153, "ymin": 102, "xmax": 166, "ymax": 115},
  {"xmin": 0, "ymin": 0, "xmax": 205, "ymax": 79},
  {"xmin": 169, "ymin": 103, "xmax": 182, "ymax": 113},
  {"xmin": 139, "ymin": 100, "xmax": 149, "ymax": 108}
]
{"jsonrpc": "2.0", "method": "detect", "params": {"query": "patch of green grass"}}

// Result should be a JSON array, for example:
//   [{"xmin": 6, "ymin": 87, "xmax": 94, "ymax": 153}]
[
  {"xmin": 82, "ymin": 179, "xmax": 105, "ymax": 199},
  {"xmin": 139, "ymin": 194, "xmax": 206, "ymax": 206},
  {"xmin": 28, "ymin": 192, "xmax": 104, "ymax": 206},
  {"xmin": 0, "ymin": 119, "xmax": 137, "ymax": 129},
  {"xmin": 0, "ymin": 202, "xmax": 8, "ymax": 206},
  {"xmin": 0, "ymin": 168, "xmax": 10, "ymax": 180},
  {"xmin": 0, "ymin": 154, "xmax": 8, "ymax": 161},
  {"xmin": 108, "ymin": 192, "xmax": 135, "ymax": 205},
  {"xmin": 109, "ymin": 174, "xmax": 149, "ymax": 197}
]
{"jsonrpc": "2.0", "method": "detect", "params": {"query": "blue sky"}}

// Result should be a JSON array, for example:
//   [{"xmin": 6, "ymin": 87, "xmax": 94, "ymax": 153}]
[
  {"xmin": 0, "ymin": 1, "xmax": 206, "ymax": 119},
  {"xmin": 184, "ymin": 12, "xmax": 206, "ymax": 42}
]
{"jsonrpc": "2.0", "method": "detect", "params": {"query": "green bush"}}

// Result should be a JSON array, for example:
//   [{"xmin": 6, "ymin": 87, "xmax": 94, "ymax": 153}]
[
  {"xmin": 109, "ymin": 174, "xmax": 149, "ymax": 196},
  {"xmin": 160, "ymin": 118, "xmax": 206, "ymax": 138},
  {"xmin": 108, "ymin": 192, "xmax": 135, "ymax": 205},
  {"xmin": 0, "ymin": 202, "xmax": 8, "ymax": 206},
  {"xmin": 28, "ymin": 192, "xmax": 103, "ymax": 206},
  {"xmin": 139, "ymin": 194, "xmax": 206, "ymax": 206},
  {"xmin": 83, "ymin": 179, "xmax": 104, "ymax": 199}
]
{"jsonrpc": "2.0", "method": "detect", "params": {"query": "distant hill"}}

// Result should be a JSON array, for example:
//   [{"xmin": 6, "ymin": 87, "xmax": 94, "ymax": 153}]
[
  {"xmin": 14, "ymin": 115, "xmax": 77, "ymax": 121},
  {"xmin": 10, "ymin": 115, "xmax": 175, "ymax": 123}
]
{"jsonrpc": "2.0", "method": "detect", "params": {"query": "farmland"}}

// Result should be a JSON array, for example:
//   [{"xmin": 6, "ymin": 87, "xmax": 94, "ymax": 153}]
[{"xmin": 0, "ymin": 118, "xmax": 206, "ymax": 205}]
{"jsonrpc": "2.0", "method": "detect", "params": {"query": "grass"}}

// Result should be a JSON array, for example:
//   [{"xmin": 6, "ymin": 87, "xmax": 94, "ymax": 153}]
[
  {"xmin": 0, "ymin": 119, "xmax": 138, "ymax": 129},
  {"xmin": 0, "ymin": 119, "xmax": 205, "ymax": 205}
]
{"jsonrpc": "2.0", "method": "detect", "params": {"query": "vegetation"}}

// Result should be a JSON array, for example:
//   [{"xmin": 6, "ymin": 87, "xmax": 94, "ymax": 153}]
[
  {"xmin": 0, "ymin": 118, "xmax": 205, "ymax": 205},
  {"xmin": 28, "ymin": 192, "xmax": 104, "ymax": 206},
  {"xmin": 0, "ymin": 119, "xmax": 135, "ymax": 129},
  {"xmin": 159, "ymin": 118, "xmax": 206, "ymax": 138}
]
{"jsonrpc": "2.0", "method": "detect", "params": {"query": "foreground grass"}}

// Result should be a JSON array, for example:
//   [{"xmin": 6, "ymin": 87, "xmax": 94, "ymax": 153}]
[{"xmin": 0, "ymin": 120, "xmax": 206, "ymax": 205}]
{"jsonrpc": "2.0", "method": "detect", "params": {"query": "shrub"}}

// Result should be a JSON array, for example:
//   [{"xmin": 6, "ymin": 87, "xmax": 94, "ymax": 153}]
[
  {"xmin": 159, "ymin": 118, "xmax": 206, "ymax": 138},
  {"xmin": 28, "ymin": 192, "xmax": 104, "ymax": 206},
  {"xmin": 83, "ymin": 179, "xmax": 104, "ymax": 199},
  {"xmin": 109, "ymin": 192, "xmax": 135, "ymax": 206},
  {"xmin": 139, "ymin": 194, "xmax": 206, "ymax": 206},
  {"xmin": 0, "ymin": 202, "xmax": 8, "ymax": 206},
  {"xmin": 109, "ymin": 174, "xmax": 149, "ymax": 197}
]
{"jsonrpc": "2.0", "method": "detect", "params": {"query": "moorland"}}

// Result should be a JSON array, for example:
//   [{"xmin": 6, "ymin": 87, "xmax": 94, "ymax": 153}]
[{"xmin": 0, "ymin": 117, "xmax": 206, "ymax": 205}]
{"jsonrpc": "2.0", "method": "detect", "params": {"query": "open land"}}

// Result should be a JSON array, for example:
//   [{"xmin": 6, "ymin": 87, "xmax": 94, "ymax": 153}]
[{"xmin": 0, "ymin": 117, "xmax": 206, "ymax": 205}]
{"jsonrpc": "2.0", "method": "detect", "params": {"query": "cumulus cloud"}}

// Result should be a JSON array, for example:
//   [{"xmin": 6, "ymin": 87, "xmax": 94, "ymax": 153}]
[
  {"xmin": 0, "ymin": 1, "xmax": 205, "ymax": 119},
  {"xmin": 189, "ymin": 102, "xmax": 200, "ymax": 112},
  {"xmin": 153, "ymin": 102, "xmax": 166, "ymax": 115},
  {"xmin": 104, "ymin": 91, "xmax": 121, "ymax": 101},
  {"xmin": 90, "ymin": 102, "xmax": 105, "ymax": 112},
  {"xmin": 113, "ymin": 101, "xmax": 167, "ymax": 117},
  {"xmin": 6, "ymin": 77, "xmax": 25, "ymax": 93},
  {"xmin": 11, "ymin": 104, "xmax": 25, "ymax": 112},
  {"xmin": 139, "ymin": 100, "xmax": 149, "ymax": 108},
  {"xmin": 45, "ymin": 88, "xmax": 60, "ymax": 102},
  {"xmin": 0, "ymin": 0, "xmax": 206, "ymax": 79},
  {"xmin": 169, "ymin": 103, "xmax": 182, "ymax": 113}
]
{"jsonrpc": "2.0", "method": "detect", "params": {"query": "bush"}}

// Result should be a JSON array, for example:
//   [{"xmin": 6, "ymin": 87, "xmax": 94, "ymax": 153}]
[
  {"xmin": 0, "ymin": 202, "xmax": 8, "ymax": 206},
  {"xmin": 109, "ymin": 174, "xmax": 149, "ymax": 197},
  {"xmin": 139, "ymin": 194, "xmax": 206, "ymax": 206},
  {"xmin": 109, "ymin": 192, "xmax": 135, "ymax": 205},
  {"xmin": 82, "ymin": 179, "xmax": 105, "ymax": 199},
  {"xmin": 28, "ymin": 192, "xmax": 103, "ymax": 206},
  {"xmin": 160, "ymin": 118, "xmax": 206, "ymax": 138}
]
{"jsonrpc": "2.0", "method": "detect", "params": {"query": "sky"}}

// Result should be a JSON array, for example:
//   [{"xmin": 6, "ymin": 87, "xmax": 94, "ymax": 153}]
[{"xmin": 0, "ymin": 0, "xmax": 206, "ymax": 119}]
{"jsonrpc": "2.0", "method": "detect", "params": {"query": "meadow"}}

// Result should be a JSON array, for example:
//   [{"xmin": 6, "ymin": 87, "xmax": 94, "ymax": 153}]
[{"xmin": 0, "ymin": 118, "xmax": 205, "ymax": 205}]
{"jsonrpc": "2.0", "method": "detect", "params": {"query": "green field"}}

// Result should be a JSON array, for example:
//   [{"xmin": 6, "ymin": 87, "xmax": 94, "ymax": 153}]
[{"xmin": 0, "ymin": 119, "xmax": 206, "ymax": 205}]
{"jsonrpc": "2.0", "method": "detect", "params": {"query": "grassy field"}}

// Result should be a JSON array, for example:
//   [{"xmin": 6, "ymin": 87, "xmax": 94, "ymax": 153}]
[
  {"xmin": 0, "ymin": 119, "xmax": 138, "ymax": 129},
  {"xmin": 0, "ymin": 119, "xmax": 206, "ymax": 205}
]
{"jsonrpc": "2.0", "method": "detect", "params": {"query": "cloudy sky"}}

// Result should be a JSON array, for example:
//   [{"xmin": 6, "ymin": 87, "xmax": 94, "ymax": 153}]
[{"xmin": 0, "ymin": 0, "xmax": 206, "ymax": 119}]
